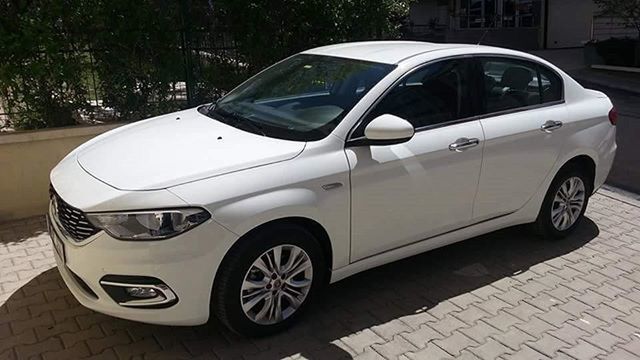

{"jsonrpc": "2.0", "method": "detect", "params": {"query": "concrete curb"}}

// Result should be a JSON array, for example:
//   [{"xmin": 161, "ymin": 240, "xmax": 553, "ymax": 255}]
[
  {"xmin": 570, "ymin": 72, "xmax": 640, "ymax": 96},
  {"xmin": 598, "ymin": 184, "xmax": 640, "ymax": 208}
]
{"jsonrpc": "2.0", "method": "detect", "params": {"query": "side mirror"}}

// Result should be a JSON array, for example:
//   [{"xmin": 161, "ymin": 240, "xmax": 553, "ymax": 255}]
[{"xmin": 361, "ymin": 114, "xmax": 414, "ymax": 146}]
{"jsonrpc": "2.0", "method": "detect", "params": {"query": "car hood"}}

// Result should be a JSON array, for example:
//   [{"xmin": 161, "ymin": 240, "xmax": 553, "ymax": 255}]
[{"xmin": 77, "ymin": 108, "xmax": 305, "ymax": 191}]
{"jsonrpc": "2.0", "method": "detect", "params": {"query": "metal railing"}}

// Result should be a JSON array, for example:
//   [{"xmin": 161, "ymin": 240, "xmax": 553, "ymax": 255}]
[{"xmin": 0, "ymin": 29, "xmax": 240, "ymax": 131}]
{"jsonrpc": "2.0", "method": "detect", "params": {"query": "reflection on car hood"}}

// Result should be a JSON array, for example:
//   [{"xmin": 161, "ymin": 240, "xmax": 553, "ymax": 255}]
[{"xmin": 77, "ymin": 108, "xmax": 305, "ymax": 191}]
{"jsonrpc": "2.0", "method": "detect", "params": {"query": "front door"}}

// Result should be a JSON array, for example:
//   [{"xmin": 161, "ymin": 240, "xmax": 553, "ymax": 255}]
[{"xmin": 347, "ymin": 58, "xmax": 485, "ymax": 262}]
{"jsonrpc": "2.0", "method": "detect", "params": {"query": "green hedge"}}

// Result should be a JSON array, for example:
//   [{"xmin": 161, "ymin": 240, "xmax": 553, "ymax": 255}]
[
  {"xmin": 0, "ymin": 0, "xmax": 412, "ymax": 130},
  {"xmin": 594, "ymin": 37, "xmax": 638, "ymax": 67}
]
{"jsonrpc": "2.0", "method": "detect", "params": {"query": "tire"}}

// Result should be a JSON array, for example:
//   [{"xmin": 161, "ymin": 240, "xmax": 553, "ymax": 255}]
[
  {"xmin": 534, "ymin": 166, "xmax": 592, "ymax": 240},
  {"xmin": 212, "ymin": 223, "xmax": 326, "ymax": 336}
]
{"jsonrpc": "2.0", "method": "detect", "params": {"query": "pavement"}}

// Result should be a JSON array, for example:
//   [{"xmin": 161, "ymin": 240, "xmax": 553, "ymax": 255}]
[
  {"xmin": 2, "ymin": 187, "xmax": 640, "ymax": 359},
  {"xmin": 569, "ymin": 69, "xmax": 640, "ymax": 97}
]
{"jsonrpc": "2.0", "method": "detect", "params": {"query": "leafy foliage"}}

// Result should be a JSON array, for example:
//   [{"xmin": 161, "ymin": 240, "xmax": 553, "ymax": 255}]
[
  {"xmin": 594, "ymin": 0, "xmax": 640, "ymax": 38},
  {"xmin": 216, "ymin": 0, "xmax": 412, "ymax": 72},
  {"xmin": 0, "ymin": 0, "xmax": 412, "ymax": 130},
  {"xmin": 0, "ymin": 0, "xmax": 89, "ymax": 129},
  {"xmin": 86, "ymin": 0, "xmax": 186, "ymax": 121}
]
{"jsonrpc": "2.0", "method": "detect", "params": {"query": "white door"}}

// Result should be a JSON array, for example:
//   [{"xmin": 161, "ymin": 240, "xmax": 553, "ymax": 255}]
[
  {"xmin": 473, "ymin": 57, "xmax": 568, "ymax": 221},
  {"xmin": 347, "ymin": 58, "xmax": 485, "ymax": 262}
]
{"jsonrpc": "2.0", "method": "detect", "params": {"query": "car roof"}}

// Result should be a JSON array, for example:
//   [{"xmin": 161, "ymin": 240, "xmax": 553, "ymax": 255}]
[{"xmin": 302, "ymin": 41, "xmax": 514, "ymax": 65}]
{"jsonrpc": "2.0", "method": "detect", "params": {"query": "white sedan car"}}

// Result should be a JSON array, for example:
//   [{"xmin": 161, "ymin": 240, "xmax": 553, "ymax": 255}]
[{"xmin": 48, "ymin": 41, "xmax": 617, "ymax": 336}]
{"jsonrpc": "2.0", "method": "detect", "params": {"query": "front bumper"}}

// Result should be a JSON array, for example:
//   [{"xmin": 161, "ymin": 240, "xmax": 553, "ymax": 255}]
[{"xmin": 48, "ymin": 203, "xmax": 238, "ymax": 326}]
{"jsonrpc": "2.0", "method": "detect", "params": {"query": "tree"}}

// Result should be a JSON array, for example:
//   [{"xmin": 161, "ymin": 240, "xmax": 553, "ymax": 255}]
[
  {"xmin": 214, "ymin": 0, "xmax": 413, "ymax": 73},
  {"xmin": 0, "ymin": 0, "xmax": 89, "ymax": 129},
  {"xmin": 0, "ymin": 0, "xmax": 413, "ymax": 130},
  {"xmin": 594, "ymin": 0, "xmax": 640, "ymax": 38},
  {"xmin": 594, "ymin": 0, "xmax": 640, "ymax": 66},
  {"xmin": 86, "ymin": 0, "xmax": 187, "ymax": 121}
]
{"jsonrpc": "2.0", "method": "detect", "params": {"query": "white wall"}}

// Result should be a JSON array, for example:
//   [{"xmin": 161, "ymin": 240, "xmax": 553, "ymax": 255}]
[
  {"xmin": 409, "ymin": 0, "xmax": 450, "ymax": 26},
  {"xmin": 547, "ymin": 0, "xmax": 597, "ymax": 48},
  {"xmin": 0, "ymin": 124, "xmax": 123, "ymax": 222}
]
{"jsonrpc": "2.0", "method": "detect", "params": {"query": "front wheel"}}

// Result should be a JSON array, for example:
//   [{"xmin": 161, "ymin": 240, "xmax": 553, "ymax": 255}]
[
  {"xmin": 212, "ymin": 224, "xmax": 325, "ymax": 336},
  {"xmin": 534, "ymin": 167, "xmax": 592, "ymax": 239}
]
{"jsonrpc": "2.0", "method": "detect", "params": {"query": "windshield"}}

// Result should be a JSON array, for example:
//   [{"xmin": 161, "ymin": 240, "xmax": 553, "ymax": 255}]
[{"xmin": 199, "ymin": 54, "xmax": 395, "ymax": 141}]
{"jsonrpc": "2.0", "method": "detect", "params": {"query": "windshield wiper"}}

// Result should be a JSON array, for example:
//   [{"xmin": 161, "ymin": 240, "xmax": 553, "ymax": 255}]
[{"xmin": 214, "ymin": 107, "xmax": 267, "ymax": 137}]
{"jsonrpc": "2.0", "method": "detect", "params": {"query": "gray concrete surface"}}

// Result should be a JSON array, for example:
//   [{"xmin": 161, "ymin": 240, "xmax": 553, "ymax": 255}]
[{"xmin": 2, "ymin": 188, "xmax": 640, "ymax": 359}]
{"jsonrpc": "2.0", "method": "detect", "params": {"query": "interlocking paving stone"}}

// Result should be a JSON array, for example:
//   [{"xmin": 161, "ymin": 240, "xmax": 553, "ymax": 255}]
[
  {"xmin": 397, "ymin": 311, "xmax": 437, "ymax": 331},
  {"xmin": 459, "ymin": 321, "xmax": 502, "ymax": 344},
  {"xmin": 475, "ymin": 296, "xmax": 512, "ymax": 315},
  {"xmin": 433, "ymin": 331, "xmax": 478, "ymax": 356},
  {"xmin": 601, "ymin": 320, "xmax": 639, "ymax": 341},
  {"xmin": 558, "ymin": 339, "xmax": 606, "ymax": 359},
  {"xmin": 1, "ymin": 189, "xmax": 640, "ymax": 359},
  {"xmin": 583, "ymin": 330, "xmax": 624, "ymax": 351},
  {"xmin": 341, "ymin": 329, "xmax": 386, "ymax": 354},
  {"xmin": 371, "ymin": 335, "xmax": 417, "ymax": 359},
  {"xmin": 547, "ymin": 323, "xmax": 589, "ymax": 346},
  {"xmin": 503, "ymin": 345, "xmax": 550, "ymax": 360},
  {"xmin": 406, "ymin": 343, "xmax": 452, "ymax": 360},
  {"xmin": 620, "ymin": 337, "xmax": 640, "ymax": 357},
  {"xmin": 600, "ymin": 347, "xmax": 640, "ymax": 360},
  {"xmin": 401, "ymin": 325, "xmax": 442, "ymax": 349},
  {"xmin": 491, "ymin": 327, "xmax": 535, "ymax": 351},
  {"xmin": 468, "ymin": 338, "xmax": 512, "ymax": 359},
  {"xmin": 526, "ymin": 333, "xmax": 569, "ymax": 358}
]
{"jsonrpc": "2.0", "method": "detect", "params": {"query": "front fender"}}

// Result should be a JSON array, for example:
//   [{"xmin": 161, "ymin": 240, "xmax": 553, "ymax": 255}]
[
  {"xmin": 212, "ymin": 188, "xmax": 322, "ymax": 236},
  {"xmin": 167, "ymin": 146, "xmax": 352, "ymax": 270}
]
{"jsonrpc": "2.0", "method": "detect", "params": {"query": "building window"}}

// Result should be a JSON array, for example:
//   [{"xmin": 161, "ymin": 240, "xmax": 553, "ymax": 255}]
[
  {"xmin": 458, "ymin": 0, "xmax": 540, "ymax": 29},
  {"xmin": 460, "ymin": 0, "xmax": 498, "ymax": 28},
  {"xmin": 502, "ymin": 0, "xmax": 538, "ymax": 28}
]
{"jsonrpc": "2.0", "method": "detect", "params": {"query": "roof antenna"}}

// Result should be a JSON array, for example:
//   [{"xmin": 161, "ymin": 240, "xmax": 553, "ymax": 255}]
[{"xmin": 477, "ymin": 28, "xmax": 489, "ymax": 45}]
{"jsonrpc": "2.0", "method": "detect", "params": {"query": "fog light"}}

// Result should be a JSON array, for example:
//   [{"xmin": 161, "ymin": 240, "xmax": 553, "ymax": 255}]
[
  {"xmin": 126, "ymin": 287, "xmax": 159, "ymax": 299},
  {"xmin": 100, "ymin": 277, "xmax": 178, "ymax": 308}
]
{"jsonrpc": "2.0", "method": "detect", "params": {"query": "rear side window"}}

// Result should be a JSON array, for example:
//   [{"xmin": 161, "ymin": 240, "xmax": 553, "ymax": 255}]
[
  {"xmin": 352, "ymin": 58, "xmax": 474, "ymax": 137},
  {"xmin": 538, "ymin": 65, "xmax": 563, "ymax": 103},
  {"xmin": 480, "ymin": 57, "xmax": 563, "ymax": 114}
]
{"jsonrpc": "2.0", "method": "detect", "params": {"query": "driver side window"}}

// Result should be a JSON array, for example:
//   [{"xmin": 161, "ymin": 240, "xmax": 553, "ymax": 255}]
[{"xmin": 352, "ymin": 58, "xmax": 474, "ymax": 138}]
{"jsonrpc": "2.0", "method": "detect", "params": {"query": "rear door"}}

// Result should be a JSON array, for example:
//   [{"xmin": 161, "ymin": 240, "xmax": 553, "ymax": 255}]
[{"xmin": 472, "ymin": 56, "xmax": 568, "ymax": 221}]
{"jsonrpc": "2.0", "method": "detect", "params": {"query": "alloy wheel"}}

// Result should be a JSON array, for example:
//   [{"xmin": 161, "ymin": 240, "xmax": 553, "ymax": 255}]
[
  {"xmin": 240, "ymin": 244, "xmax": 313, "ymax": 325},
  {"xmin": 551, "ymin": 176, "xmax": 586, "ymax": 231}
]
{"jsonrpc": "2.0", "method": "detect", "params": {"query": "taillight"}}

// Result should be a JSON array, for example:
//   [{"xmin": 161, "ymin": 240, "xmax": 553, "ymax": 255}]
[{"xmin": 609, "ymin": 107, "xmax": 618, "ymax": 126}]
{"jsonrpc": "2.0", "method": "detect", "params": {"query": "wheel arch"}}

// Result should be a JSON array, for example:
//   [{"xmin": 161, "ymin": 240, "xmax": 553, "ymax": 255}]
[
  {"xmin": 244, "ymin": 217, "xmax": 333, "ymax": 272},
  {"xmin": 557, "ymin": 154, "xmax": 597, "ymax": 193},
  {"xmin": 209, "ymin": 215, "xmax": 333, "ymax": 332},
  {"xmin": 213, "ymin": 216, "xmax": 334, "ymax": 288}
]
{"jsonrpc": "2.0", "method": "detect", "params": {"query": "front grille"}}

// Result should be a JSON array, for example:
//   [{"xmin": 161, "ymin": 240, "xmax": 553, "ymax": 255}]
[{"xmin": 50, "ymin": 186, "xmax": 99, "ymax": 241}]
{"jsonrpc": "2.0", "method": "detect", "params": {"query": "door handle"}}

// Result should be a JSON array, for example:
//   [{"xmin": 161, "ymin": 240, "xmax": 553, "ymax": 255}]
[
  {"xmin": 540, "ymin": 120, "xmax": 563, "ymax": 133},
  {"xmin": 449, "ymin": 137, "xmax": 480, "ymax": 152}
]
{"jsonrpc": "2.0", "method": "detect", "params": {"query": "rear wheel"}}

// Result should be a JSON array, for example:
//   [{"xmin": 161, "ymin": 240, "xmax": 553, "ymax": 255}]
[
  {"xmin": 534, "ymin": 167, "xmax": 592, "ymax": 239},
  {"xmin": 212, "ymin": 224, "xmax": 325, "ymax": 336}
]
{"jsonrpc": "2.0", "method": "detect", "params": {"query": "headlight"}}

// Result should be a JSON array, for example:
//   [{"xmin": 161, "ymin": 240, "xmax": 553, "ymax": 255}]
[{"xmin": 86, "ymin": 208, "xmax": 211, "ymax": 240}]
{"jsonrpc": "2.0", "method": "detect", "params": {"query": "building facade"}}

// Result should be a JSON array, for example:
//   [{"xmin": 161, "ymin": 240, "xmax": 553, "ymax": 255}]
[{"xmin": 407, "ymin": 0, "xmax": 630, "ymax": 50}]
